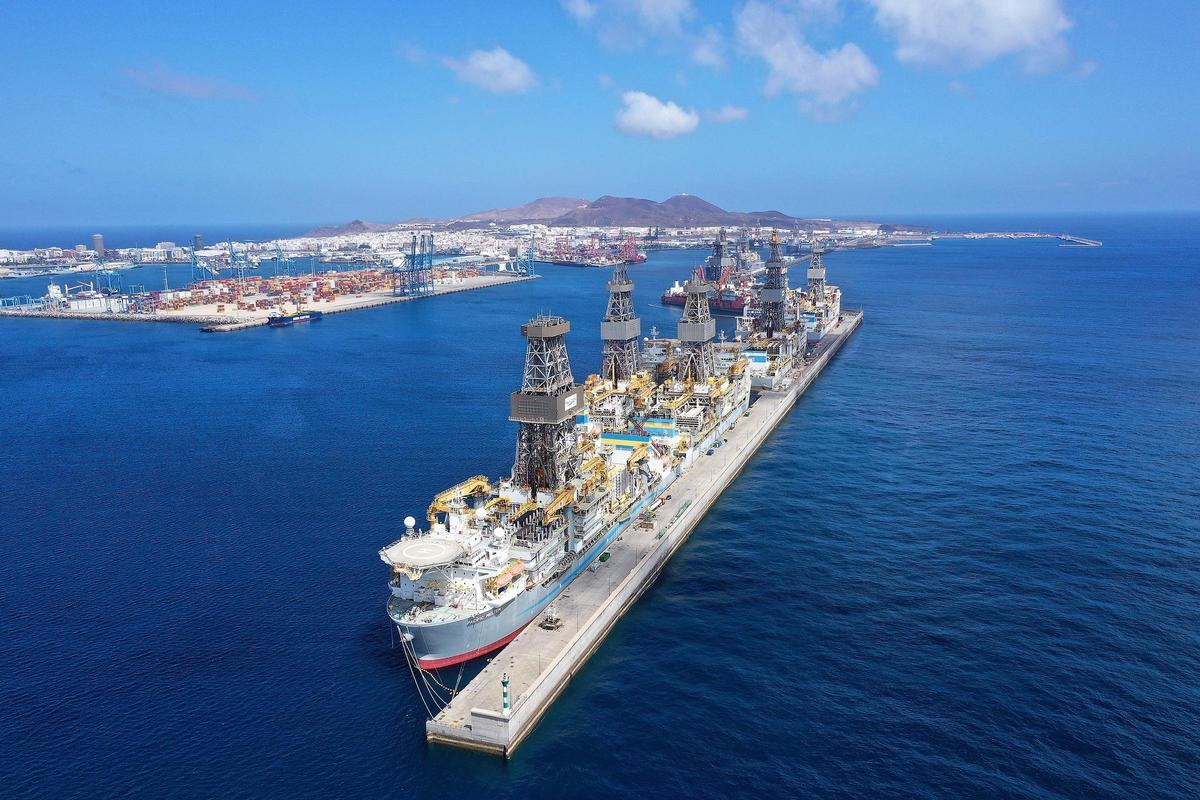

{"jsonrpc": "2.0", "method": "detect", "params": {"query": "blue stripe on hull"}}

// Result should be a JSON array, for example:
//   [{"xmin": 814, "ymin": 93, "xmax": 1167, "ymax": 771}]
[{"xmin": 399, "ymin": 476, "xmax": 677, "ymax": 664}]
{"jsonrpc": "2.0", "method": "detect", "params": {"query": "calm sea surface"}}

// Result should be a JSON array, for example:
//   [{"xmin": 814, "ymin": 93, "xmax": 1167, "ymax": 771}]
[{"xmin": 1, "ymin": 214, "xmax": 1197, "ymax": 799}]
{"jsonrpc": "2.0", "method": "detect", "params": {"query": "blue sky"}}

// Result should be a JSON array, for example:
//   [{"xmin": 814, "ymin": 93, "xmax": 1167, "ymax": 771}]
[{"xmin": 1, "ymin": 0, "xmax": 1197, "ymax": 224}]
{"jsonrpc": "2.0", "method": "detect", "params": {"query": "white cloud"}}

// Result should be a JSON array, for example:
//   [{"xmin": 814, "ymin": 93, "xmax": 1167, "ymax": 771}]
[
  {"xmin": 398, "ymin": 41, "xmax": 428, "ymax": 65},
  {"xmin": 615, "ymin": 91, "xmax": 700, "ymax": 139},
  {"xmin": 443, "ymin": 48, "xmax": 538, "ymax": 94},
  {"xmin": 735, "ymin": 1, "xmax": 878, "ymax": 119},
  {"xmin": 691, "ymin": 26, "xmax": 725, "ymax": 68},
  {"xmin": 948, "ymin": 79, "xmax": 973, "ymax": 96},
  {"xmin": 569, "ymin": 0, "xmax": 697, "ymax": 50},
  {"xmin": 707, "ymin": 105, "xmax": 750, "ymax": 123},
  {"xmin": 597, "ymin": 72, "xmax": 614, "ymax": 87},
  {"xmin": 122, "ymin": 62, "xmax": 259, "ymax": 101},
  {"xmin": 785, "ymin": 0, "xmax": 843, "ymax": 23},
  {"xmin": 1072, "ymin": 59, "xmax": 1100, "ymax": 79},
  {"xmin": 636, "ymin": 0, "xmax": 694, "ymax": 33},
  {"xmin": 867, "ymin": 0, "xmax": 1073, "ymax": 71},
  {"xmin": 562, "ymin": 0, "xmax": 597, "ymax": 22}
]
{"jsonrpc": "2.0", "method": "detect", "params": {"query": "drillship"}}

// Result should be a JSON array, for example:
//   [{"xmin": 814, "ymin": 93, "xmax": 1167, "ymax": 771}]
[
  {"xmin": 380, "ymin": 262, "xmax": 752, "ymax": 668},
  {"xmin": 737, "ymin": 238, "xmax": 842, "ymax": 347},
  {"xmin": 661, "ymin": 228, "xmax": 759, "ymax": 315}
]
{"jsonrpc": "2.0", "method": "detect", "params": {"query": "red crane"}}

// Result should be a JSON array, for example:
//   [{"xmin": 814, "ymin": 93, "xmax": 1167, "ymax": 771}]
[{"xmin": 620, "ymin": 236, "xmax": 646, "ymax": 264}]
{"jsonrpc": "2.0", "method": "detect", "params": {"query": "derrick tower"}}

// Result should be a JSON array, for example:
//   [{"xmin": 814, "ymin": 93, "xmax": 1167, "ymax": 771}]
[
  {"xmin": 807, "ymin": 240, "xmax": 827, "ymax": 301},
  {"xmin": 759, "ymin": 230, "xmax": 789, "ymax": 336},
  {"xmin": 600, "ymin": 262, "xmax": 641, "ymax": 382},
  {"xmin": 676, "ymin": 269, "xmax": 716, "ymax": 383},
  {"xmin": 705, "ymin": 228, "xmax": 728, "ymax": 282},
  {"xmin": 510, "ymin": 315, "xmax": 584, "ymax": 494}
]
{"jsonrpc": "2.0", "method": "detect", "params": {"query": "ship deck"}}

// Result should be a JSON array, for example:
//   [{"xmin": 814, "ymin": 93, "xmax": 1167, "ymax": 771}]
[{"xmin": 424, "ymin": 309, "xmax": 864, "ymax": 757}]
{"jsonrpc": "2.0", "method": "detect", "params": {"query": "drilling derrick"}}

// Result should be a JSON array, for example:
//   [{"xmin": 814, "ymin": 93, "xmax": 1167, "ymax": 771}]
[
  {"xmin": 807, "ymin": 240, "xmax": 827, "ymax": 302},
  {"xmin": 676, "ymin": 269, "xmax": 717, "ymax": 383},
  {"xmin": 600, "ymin": 262, "xmax": 641, "ymax": 383},
  {"xmin": 705, "ymin": 228, "xmax": 729, "ymax": 282},
  {"xmin": 510, "ymin": 315, "xmax": 584, "ymax": 495},
  {"xmin": 759, "ymin": 230, "xmax": 789, "ymax": 337}
]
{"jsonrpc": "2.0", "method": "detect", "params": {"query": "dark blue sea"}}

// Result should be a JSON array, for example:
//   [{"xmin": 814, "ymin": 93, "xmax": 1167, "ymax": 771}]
[{"xmin": 2, "ymin": 214, "xmax": 1197, "ymax": 799}]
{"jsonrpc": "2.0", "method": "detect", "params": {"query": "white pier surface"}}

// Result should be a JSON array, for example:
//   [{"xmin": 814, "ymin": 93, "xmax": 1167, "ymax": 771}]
[{"xmin": 425, "ymin": 310, "xmax": 864, "ymax": 757}]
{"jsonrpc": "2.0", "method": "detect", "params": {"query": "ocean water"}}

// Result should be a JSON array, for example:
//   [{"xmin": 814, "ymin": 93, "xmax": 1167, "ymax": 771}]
[{"xmin": 1, "ymin": 214, "xmax": 1197, "ymax": 799}]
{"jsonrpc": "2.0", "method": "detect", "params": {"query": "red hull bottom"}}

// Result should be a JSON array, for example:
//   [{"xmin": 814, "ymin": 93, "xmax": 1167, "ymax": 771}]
[
  {"xmin": 417, "ymin": 622, "xmax": 531, "ymax": 670},
  {"xmin": 661, "ymin": 295, "xmax": 745, "ymax": 313}
]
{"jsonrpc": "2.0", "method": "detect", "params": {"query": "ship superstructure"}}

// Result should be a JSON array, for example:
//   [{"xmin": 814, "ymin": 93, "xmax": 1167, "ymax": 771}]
[
  {"xmin": 796, "ymin": 241, "xmax": 842, "ymax": 343},
  {"xmin": 381, "ymin": 265, "xmax": 750, "ymax": 669},
  {"xmin": 704, "ymin": 228, "xmax": 738, "ymax": 283},
  {"xmin": 732, "ymin": 234, "xmax": 845, "ymax": 380},
  {"xmin": 735, "ymin": 232, "xmax": 800, "ymax": 389}
]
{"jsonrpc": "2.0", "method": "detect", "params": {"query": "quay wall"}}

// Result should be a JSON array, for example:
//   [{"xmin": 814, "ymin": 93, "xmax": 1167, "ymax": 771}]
[{"xmin": 426, "ymin": 310, "xmax": 864, "ymax": 757}]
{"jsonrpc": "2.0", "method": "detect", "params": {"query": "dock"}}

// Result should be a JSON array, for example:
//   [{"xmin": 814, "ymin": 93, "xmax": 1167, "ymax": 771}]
[
  {"xmin": 934, "ymin": 231, "xmax": 1102, "ymax": 247},
  {"xmin": 198, "ymin": 273, "xmax": 538, "ymax": 332},
  {"xmin": 0, "ymin": 273, "xmax": 538, "ymax": 332},
  {"xmin": 424, "ymin": 308, "xmax": 864, "ymax": 757},
  {"xmin": 1057, "ymin": 235, "xmax": 1103, "ymax": 247}
]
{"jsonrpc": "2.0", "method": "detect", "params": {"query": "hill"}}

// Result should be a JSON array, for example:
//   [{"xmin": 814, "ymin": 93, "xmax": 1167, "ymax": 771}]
[
  {"xmin": 304, "ymin": 194, "xmax": 905, "ymax": 236},
  {"xmin": 304, "ymin": 219, "xmax": 393, "ymax": 237},
  {"xmin": 462, "ymin": 196, "xmax": 588, "ymax": 223},
  {"xmin": 547, "ymin": 194, "xmax": 813, "ymax": 228}
]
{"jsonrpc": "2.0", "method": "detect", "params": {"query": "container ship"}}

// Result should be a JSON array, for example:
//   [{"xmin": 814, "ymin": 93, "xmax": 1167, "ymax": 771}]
[
  {"xmin": 380, "ymin": 263, "xmax": 751, "ymax": 668},
  {"xmin": 267, "ymin": 309, "xmax": 323, "ymax": 327}
]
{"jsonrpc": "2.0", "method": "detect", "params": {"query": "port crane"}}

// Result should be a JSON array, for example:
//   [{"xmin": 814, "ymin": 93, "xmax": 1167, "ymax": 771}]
[
  {"xmin": 190, "ymin": 247, "xmax": 220, "ymax": 283},
  {"xmin": 274, "ymin": 245, "xmax": 293, "ymax": 278}
]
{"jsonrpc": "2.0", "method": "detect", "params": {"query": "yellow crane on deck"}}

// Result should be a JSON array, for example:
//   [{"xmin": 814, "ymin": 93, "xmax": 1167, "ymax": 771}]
[{"xmin": 426, "ymin": 475, "xmax": 493, "ymax": 524}]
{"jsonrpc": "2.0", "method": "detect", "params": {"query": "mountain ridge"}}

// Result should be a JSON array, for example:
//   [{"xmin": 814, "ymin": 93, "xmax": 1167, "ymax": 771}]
[
  {"xmin": 304, "ymin": 194, "xmax": 897, "ymax": 236},
  {"xmin": 462, "ymin": 196, "xmax": 588, "ymax": 222}
]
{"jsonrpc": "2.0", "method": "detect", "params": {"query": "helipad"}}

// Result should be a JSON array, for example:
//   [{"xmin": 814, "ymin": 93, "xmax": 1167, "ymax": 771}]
[{"xmin": 381, "ymin": 537, "xmax": 465, "ymax": 568}]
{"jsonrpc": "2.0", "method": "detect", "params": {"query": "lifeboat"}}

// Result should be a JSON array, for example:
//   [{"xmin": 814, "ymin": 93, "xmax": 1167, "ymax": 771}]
[{"xmin": 484, "ymin": 559, "xmax": 527, "ymax": 593}]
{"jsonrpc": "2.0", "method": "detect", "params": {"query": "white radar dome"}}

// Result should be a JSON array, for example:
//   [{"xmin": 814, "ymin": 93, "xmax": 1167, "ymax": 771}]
[
  {"xmin": 403, "ymin": 516, "xmax": 416, "ymax": 529},
  {"xmin": 493, "ymin": 526, "xmax": 506, "ymax": 539}
]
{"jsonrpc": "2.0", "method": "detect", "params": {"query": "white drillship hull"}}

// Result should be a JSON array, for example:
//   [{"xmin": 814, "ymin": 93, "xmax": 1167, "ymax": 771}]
[{"xmin": 390, "ymin": 477, "xmax": 675, "ymax": 668}]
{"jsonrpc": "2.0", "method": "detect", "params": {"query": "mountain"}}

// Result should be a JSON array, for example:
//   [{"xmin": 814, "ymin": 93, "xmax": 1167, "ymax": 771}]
[
  {"xmin": 548, "ymin": 194, "xmax": 817, "ymax": 228},
  {"xmin": 304, "ymin": 219, "xmax": 393, "ymax": 237},
  {"xmin": 462, "ymin": 196, "xmax": 588, "ymax": 223},
  {"xmin": 305, "ymin": 194, "xmax": 907, "ymax": 236}
]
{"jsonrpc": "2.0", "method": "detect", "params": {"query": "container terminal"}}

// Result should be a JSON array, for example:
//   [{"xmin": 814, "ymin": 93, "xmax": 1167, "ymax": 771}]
[
  {"xmin": 379, "ymin": 232, "xmax": 860, "ymax": 756},
  {"xmin": 537, "ymin": 234, "xmax": 647, "ymax": 267},
  {"xmin": 0, "ymin": 235, "xmax": 538, "ymax": 332}
]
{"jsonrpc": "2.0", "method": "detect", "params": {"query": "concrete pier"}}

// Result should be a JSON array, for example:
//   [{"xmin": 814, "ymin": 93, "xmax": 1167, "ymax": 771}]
[{"xmin": 424, "ymin": 309, "xmax": 864, "ymax": 757}]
